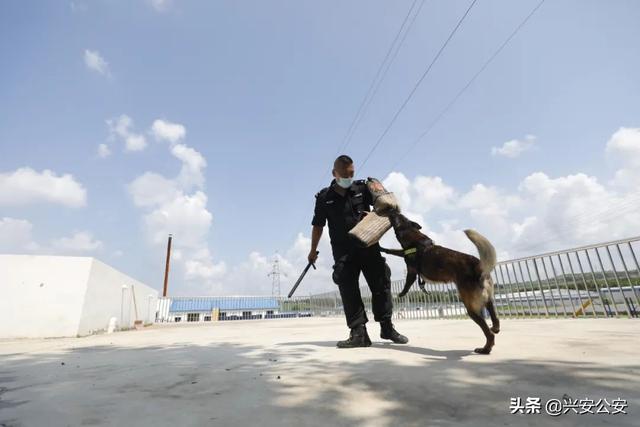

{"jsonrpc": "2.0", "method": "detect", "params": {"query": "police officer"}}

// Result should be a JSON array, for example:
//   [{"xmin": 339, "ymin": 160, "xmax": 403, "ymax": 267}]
[{"xmin": 308, "ymin": 155, "xmax": 408, "ymax": 348}]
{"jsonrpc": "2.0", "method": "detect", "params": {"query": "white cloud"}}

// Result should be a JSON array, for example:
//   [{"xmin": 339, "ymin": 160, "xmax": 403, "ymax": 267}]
[
  {"xmin": 606, "ymin": 127, "xmax": 640, "ymax": 190},
  {"xmin": 143, "ymin": 191, "xmax": 212, "ymax": 248},
  {"xmin": 108, "ymin": 115, "xmax": 131, "ymax": 137},
  {"xmin": 517, "ymin": 172, "xmax": 623, "ymax": 249},
  {"xmin": 610, "ymin": 167, "xmax": 640, "ymax": 191},
  {"xmin": 171, "ymin": 144, "xmax": 206, "ymax": 189},
  {"xmin": 185, "ymin": 247, "xmax": 227, "ymax": 281},
  {"xmin": 70, "ymin": 2, "xmax": 88, "ymax": 12},
  {"xmin": 519, "ymin": 172, "xmax": 603, "ymax": 203},
  {"xmin": 125, "ymin": 134, "xmax": 147, "ymax": 151},
  {"xmin": 129, "ymin": 119, "xmax": 225, "ymax": 289},
  {"xmin": 84, "ymin": 49, "xmax": 110, "ymax": 76},
  {"xmin": 0, "ymin": 167, "xmax": 87, "ymax": 208},
  {"xmin": 97, "ymin": 143, "xmax": 111, "ymax": 158},
  {"xmin": 0, "ymin": 219, "xmax": 104, "ymax": 255},
  {"xmin": 129, "ymin": 172, "xmax": 180, "ymax": 208},
  {"xmin": 147, "ymin": 0, "xmax": 171, "ymax": 12},
  {"xmin": 491, "ymin": 135, "xmax": 536, "ymax": 158},
  {"xmin": 0, "ymin": 217, "xmax": 38, "ymax": 252},
  {"xmin": 52, "ymin": 231, "xmax": 103, "ymax": 252},
  {"xmin": 384, "ymin": 173, "xmax": 457, "ymax": 213},
  {"xmin": 123, "ymin": 125, "xmax": 640, "ymax": 295},
  {"xmin": 198, "ymin": 233, "xmax": 336, "ymax": 296},
  {"xmin": 459, "ymin": 183, "xmax": 521, "ymax": 218},
  {"xmin": 169, "ymin": 149, "xmax": 631, "ymax": 294},
  {"xmin": 107, "ymin": 115, "xmax": 147, "ymax": 152},
  {"xmin": 412, "ymin": 176, "xmax": 456, "ymax": 211},
  {"xmin": 606, "ymin": 127, "xmax": 640, "ymax": 165},
  {"xmin": 151, "ymin": 119, "xmax": 186, "ymax": 144},
  {"xmin": 376, "ymin": 127, "xmax": 640, "ymax": 263},
  {"xmin": 382, "ymin": 172, "xmax": 412, "ymax": 208}
]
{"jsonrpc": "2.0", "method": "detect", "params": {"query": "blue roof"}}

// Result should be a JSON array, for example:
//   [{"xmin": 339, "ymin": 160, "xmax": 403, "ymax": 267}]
[{"xmin": 169, "ymin": 297, "xmax": 280, "ymax": 312}]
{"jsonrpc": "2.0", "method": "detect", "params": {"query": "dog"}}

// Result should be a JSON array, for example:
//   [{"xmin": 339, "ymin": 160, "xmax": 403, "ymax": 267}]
[{"xmin": 379, "ymin": 211, "xmax": 500, "ymax": 354}]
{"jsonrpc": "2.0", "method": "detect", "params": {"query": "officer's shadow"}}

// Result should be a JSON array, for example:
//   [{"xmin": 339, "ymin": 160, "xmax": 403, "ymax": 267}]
[{"xmin": 278, "ymin": 341, "xmax": 471, "ymax": 361}]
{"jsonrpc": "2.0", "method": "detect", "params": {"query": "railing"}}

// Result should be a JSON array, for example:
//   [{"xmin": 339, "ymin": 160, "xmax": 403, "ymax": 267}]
[
  {"xmin": 489, "ymin": 236, "xmax": 640, "ymax": 318},
  {"xmin": 300, "ymin": 235, "xmax": 640, "ymax": 320},
  {"xmin": 157, "ymin": 236, "xmax": 640, "ymax": 322}
]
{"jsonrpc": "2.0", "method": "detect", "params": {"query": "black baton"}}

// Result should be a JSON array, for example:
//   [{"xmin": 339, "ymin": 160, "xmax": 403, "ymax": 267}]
[{"xmin": 287, "ymin": 251, "xmax": 318, "ymax": 298}]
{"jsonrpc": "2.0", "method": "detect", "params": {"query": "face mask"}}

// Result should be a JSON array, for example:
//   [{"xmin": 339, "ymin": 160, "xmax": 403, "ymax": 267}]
[{"xmin": 336, "ymin": 177, "xmax": 352, "ymax": 189}]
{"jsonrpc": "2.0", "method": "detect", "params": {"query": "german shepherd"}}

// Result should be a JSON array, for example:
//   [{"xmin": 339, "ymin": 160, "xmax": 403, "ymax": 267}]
[{"xmin": 379, "ymin": 211, "xmax": 500, "ymax": 354}]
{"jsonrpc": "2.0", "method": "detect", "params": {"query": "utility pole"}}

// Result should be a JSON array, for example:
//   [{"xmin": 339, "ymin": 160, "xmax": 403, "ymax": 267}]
[
  {"xmin": 162, "ymin": 234, "xmax": 172, "ymax": 297},
  {"xmin": 268, "ymin": 256, "xmax": 281, "ymax": 297}
]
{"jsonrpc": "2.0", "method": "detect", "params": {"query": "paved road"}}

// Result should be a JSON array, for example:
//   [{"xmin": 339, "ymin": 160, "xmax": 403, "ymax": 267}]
[{"xmin": 1, "ymin": 318, "xmax": 638, "ymax": 426}]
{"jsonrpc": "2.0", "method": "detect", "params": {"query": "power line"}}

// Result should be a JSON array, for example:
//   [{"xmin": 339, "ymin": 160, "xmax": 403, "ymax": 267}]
[
  {"xmin": 335, "ymin": 0, "xmax": 427, "ymax": 157},
  {"xmin": 291, "ymin": 1, "xmax": 427, "ymax": 246},
  {"xmin": 359, "ymin": 0, "xmax": 479, "ymax": 173},
  {"xmin": 322, "ymin": 0, "xmax": 426, "ymax": 182},
  {"xmin": 386, "ymin": 0, "xmax": 546, "ymax": 175},
  {"xmin": 511, "ymin": 190, "xmax": 640, "ymax": 254}
]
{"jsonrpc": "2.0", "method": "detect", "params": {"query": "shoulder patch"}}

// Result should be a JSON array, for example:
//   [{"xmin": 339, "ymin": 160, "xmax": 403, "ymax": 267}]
[{"xmin": 315, "ymin": 187, "xmax": 329, "ymax": 199}]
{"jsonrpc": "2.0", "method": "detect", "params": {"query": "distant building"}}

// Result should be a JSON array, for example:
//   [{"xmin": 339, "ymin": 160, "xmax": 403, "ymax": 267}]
[{"xmin": 157, "ymin": 296, "xmax": 311, "ymax": 322}]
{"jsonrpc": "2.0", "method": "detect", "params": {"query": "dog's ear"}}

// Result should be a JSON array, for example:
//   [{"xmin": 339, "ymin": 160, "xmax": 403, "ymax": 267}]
[{"xmin": 410, "ymin": 221, "xmax": 422, "ymax": 230}]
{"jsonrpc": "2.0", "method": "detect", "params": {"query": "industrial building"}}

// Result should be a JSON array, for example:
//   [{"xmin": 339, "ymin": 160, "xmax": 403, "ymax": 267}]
[{"xmin": 156, "ymin": 296, "xmax": 312, "ymax": 322}]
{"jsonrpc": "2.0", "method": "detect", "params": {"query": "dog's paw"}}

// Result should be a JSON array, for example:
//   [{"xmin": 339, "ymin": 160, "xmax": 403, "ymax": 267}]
[
  {"xmin": 491, "ymin": 325, "xmax": 500, "ymax": 334},
  {"xmin": 474, "ymin": 347, "xmax": 491, "ymax": 355},
  {"xmin": 398, "ymin": 292, "xmax": 407, "ymax": 298}
]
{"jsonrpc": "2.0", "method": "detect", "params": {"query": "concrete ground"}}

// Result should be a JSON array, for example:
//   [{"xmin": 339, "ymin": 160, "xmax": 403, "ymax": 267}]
[{"xmin": 1, "ymin": 317, "xmax": 638, "ymax": 427}]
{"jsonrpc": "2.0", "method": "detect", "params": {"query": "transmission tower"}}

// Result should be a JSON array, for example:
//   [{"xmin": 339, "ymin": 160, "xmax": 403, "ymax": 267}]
[{"xmin": 268, "ymin": 257, "xmax": 281, "ymax": 297}]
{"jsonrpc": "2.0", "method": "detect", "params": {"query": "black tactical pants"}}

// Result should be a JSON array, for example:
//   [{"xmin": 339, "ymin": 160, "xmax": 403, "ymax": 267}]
[{"xmin": 331, "ymin": 244, "xmax": 393, "ymax": 329}]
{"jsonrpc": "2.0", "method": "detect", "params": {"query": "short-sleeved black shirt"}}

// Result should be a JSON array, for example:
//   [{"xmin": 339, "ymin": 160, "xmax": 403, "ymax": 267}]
[{"xmin": 312, "ymin": 179, "xmax": 374, "ymax": 260}]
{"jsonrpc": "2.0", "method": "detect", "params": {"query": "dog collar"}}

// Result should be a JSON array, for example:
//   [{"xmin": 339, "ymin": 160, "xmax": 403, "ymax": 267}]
[{"xmin": 403, "ymin": 248, "xmax": 417, "ymax": 256}]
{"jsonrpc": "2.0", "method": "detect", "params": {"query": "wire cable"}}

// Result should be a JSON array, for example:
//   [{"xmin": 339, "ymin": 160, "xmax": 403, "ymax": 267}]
[
  {"xmin": 386, "ymin": 0, "xmax": 546, "ymax": 176},
  {"xmin": 292, "ymin": 1, "xmax": 428, "ymax": 247},
  {"xmin": 336, "ymin": 0, "xmax": 427, "ymax": 157},
  {"xmin": 359, "ymin": 0, "xmax": 479, "ymax": 173},
  {"xmin": 320, "ymin": 0, "xmax": 427, "ymax": 183}
]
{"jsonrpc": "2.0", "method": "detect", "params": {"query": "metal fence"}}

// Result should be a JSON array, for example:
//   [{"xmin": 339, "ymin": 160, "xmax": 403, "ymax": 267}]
[
  {"xmin": 300, "ymin": 236, "xmax": 640, "ymax": 320},
  {"xmin": 488, "ymin": 236, "xmax": 640, "ymax": 319},
  {"xmin": 157, "ymin": 236, "xmax": 640, "ymax": 322}
]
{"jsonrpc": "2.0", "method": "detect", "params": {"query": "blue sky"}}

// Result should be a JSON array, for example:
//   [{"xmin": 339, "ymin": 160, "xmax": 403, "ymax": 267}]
[{"xmin": 1, "ymin": 0, "xmax": 639, "ymax": 296}]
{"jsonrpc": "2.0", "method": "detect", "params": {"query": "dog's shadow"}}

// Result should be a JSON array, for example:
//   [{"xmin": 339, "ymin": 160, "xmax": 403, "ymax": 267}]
[{"xmin": 278, "ymin": 341, "xmax": 472, "ymax": 361}]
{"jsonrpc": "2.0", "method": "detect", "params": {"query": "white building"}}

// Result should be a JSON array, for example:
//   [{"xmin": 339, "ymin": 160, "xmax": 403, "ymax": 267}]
[
  {"xmin": 156, "ymin": 296, "xmax": 283, "ymax": 322},
  {"xmin": 0, "ymin": 255, "xmax": 158, "ymax": 338}
]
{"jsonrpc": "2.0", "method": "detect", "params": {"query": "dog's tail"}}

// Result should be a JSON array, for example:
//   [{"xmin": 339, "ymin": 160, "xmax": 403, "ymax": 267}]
[{"xmin": 464, "ymin": 229, "xmax": 497, "ymax": 276}]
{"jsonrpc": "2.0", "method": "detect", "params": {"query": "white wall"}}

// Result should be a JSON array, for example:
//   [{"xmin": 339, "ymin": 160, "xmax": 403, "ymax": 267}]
[
  {"xmin": 157, "ymin": 297, "xmax": 172, "ymax": 322},
  {"xmin": 79, "ymin": 258, "xmax": 158, "ymax": 335},
  {"xmin": 0, "ymin": 255, "xmax": 158, "ymax": 338},
  {"xmin": 0, "ymin": 255, "xmax": 92, "ymax": 338}
]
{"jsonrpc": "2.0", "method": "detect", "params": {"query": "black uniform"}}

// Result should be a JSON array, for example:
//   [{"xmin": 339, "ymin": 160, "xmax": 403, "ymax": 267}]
[{"xmin": 312, "ymin": 179, "xmax": 393, "ymax": 329}]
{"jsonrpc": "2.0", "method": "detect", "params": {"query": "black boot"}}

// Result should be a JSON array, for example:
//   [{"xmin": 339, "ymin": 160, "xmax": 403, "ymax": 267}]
[
  {"xmin": 380, "ymin": 320, "xmax": 409, "ymax": 344},
  {"xmin": 337, "ymin": 324, "xmax": 372, "ymax": 348}
]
